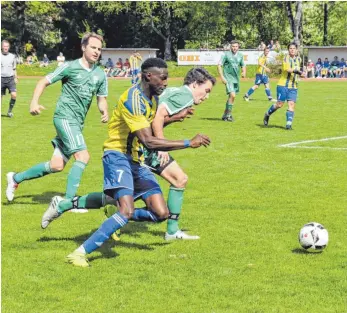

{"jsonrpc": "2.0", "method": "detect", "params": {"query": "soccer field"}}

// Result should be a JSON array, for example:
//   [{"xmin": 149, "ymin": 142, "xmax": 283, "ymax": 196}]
[{"xmin": 2, "ymin": 78, "xmax": 346, "ymax": 313}]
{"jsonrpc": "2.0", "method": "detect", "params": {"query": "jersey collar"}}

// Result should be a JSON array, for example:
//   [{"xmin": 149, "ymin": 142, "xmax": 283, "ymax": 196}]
[
  {"xmin": 136, "ymin": 84, "xmax": 153, "ymax": 105},
  {"xmin": 79, "ymin": 58, "xmax": 96, "ymax": 72}
]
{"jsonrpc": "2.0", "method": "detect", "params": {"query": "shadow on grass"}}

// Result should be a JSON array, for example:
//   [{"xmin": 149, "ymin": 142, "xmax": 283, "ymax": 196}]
[
  {"xmin": 1, "ymin": 114, "xmax": 11, "ymax": 118},
  {"xmin": 199, "ymin": 117, "xmax": 223, "ymax": 121},
  {"xmin": 291, "ymin": 248, "xmax": 323, "ymax": 255},
  {"xmin": 256, "ymin": 123, "xmax": 287, "ymax": 130},
  {"xmin": 2, "ymin": 191, "xmax": 64, "ymax": 206}
]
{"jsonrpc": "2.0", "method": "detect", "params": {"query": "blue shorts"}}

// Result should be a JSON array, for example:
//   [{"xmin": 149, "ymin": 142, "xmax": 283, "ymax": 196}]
[
  {"xmin": 276, "ymin": 86, "xmax": 298, "ymax": 103},
  {"xmin": 131, "ymin": 69, "xmax": 140, "ymax": 76},
  {"xmin": 255, "ymin": 74, "xmax": 269, "ymax": 85},
  {"xmin": 103, "ymin": 150, "xmax": 162, "ymax": 201}
]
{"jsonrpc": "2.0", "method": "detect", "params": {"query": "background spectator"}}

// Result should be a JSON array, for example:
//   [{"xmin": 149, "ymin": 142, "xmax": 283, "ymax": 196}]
[
  {"xmin": 274, "ymin": 40, "xmax": 281, "ymax": 52},
  {"xmin": 31, "ymin": 52, "xmax": 38, "ymax": 64},
  {"xmin": 330, "ymin": 56, "xmax": 340, "ymax": 77},
  {"xmin": 306, "ymin": 59, "xmax": 315, "ymax": 78},
  {"xmin": 315, "ymin": 58, "xmax": 323, "ymax": 78},
  {"xmin": 26, "ymin": 55, "xmax": 33, "ymax": 65},
  {"xmin": 57, "ymin": 52, "xmax": 65, "ymax": 66},
  {"xmin": 40, "ymin": 54, "xmax": 50, "ymax": 67},
  {"xmin": 25, "ymin": 40, "xmax": 33, "ymax": 56},
  {"xmin": 322, "ymin": 57, "xmax": 330, "ymax": 78},
  {"xmin": 257, "ymin": 41, "xmax": 266, "ymax": 51},
  {"xmin": 338, "ymin": 58, "xmax": 346, "ymax": 78},
  {"xmin": 104, "ymin": 57, "xmax": 114, "ymax": 76},
  {"xmin": 267, "ymin": 40, "xmax": 274, "ymax": 50}
]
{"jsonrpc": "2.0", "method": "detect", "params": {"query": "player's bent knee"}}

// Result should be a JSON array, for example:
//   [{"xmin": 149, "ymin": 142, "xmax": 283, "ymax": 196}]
[
  {"xmin": 50, "ymin": 162, "xmax": 65, "ymax": 172},
  {"xmin": 155, "ymin": 208, "xmax": 169, "ymax": 221},
  {"xmin": 75, "ymin": 150, "xmax": 90, "ymax": 164},
  {"xmin": 11, "ymin": 93, "xmax": 16, "ymax": 100},
  {"xmin": 174, "ymin": 174, "xmax": 188, "ymax": 188}
]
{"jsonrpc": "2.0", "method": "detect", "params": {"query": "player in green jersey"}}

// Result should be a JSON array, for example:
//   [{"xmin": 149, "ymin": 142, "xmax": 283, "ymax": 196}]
[
  {"xmin": 218, "ymin": 40, "xmax": 246, "ymax": 122},
  {"xmin": 6, "ymin": 32, "xmax": 108, "ymax": 204},
  {"xmin": 105, "ymin": 67, "xmax": 216, "ymax": 240}
]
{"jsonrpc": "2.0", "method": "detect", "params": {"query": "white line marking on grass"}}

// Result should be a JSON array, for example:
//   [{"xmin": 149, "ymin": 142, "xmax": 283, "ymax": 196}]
[{"xmin": 279, "ymin": 136, "xmax": 347, "ymax": 150}]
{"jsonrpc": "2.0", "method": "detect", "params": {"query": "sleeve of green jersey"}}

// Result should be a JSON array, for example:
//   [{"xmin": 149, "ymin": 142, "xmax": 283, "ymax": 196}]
[
  {"xmin": 160, "ymin": 91, "xmax": 194, "ymax": 116},
  {"xmin": 46, "ymin": 63, "xmax": 70, "ymax": 84},
  {"xmin": 97, "ymin": 72, "xmax": 108, "ymax": 97}
]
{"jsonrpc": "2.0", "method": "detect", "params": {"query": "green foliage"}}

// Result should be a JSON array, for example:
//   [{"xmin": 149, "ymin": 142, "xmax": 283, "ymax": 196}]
[
  {"xmin": 16, "ymin": 62, "xmax": 59, "ymax": 76},
  {"xmin": 2, "ymin": 78, "xmax": 347, "ymax": 313}
]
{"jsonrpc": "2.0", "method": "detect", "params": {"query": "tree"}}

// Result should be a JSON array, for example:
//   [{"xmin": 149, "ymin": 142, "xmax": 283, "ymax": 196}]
[{"xmin": 286, "ymin": 1, "xmax": 303, "ymax": 46}]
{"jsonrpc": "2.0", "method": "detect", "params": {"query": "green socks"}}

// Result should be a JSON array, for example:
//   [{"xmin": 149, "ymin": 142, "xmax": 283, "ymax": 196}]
[
  {"xmin": 58, "ymin": 192, "xmax": 105, "ymax": 213},
  {"xmin": 225, "ymin": 101, "xmax": 233, "ymax": 114},
  {"xmin": 14, "ymin": 161, "xmax": 53, "ymax": 184},
  {"xmin": 167, "ymin": 186, "xmax": 185, "ymax": 235},
  {"xmin": 65, "ymin": 160, "xmax": 87, "ymax": 199}
]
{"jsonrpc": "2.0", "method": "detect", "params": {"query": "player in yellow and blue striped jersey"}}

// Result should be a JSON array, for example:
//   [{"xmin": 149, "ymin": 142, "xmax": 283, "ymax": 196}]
[
  {"xmin": 243, "ymin": 47, "xmax": 275, "ymax": 102},
  {"xmin": 263, "ymin": 43, "xmax": 306, "ymax": 130}
]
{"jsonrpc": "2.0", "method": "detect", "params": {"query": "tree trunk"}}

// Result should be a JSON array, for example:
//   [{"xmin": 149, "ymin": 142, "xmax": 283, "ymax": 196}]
[
  {"xmin": 14, "ymin": 1, "xmax": 26, "ymax": 55},
  {"xmin": 293, "ymin": 1, "xmax": 302, "ymax": 47},
  {"xmin": 286, "ymin": 2, "xmax": 295, "ymax": 35},
  {"xmin": 323, "ymin": 3, "xmax": 328, "ymax": 45}
]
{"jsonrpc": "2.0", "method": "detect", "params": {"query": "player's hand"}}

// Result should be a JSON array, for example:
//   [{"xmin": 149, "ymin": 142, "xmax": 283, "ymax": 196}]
[
  {"xmin": 221, "ymin": 78, "xmax": 227, "ymax": 85},
  {"xmin": 30, "ymin": 103, "xmax": 46, "ymax": 115},
  {"xmin": 100, "ymin": 111, "xmax": 109, "ymax": 123},
  {"xmin": 158, "ymin": 151, "xmax": 170, "ymax": 167},
  {"xmin": 14, "ymin": 77, "xmax": 18, "ymax": 84},
  {"xmin": 241, "ymin": 72, "xmax": 246, "ymax": 78},
  {"xmin": 190, "ymin": 134, "xmax": 211, "ymax": 148},
  {"xmin": 265, "ymin": 68, "xmax": 271, "ymax": 73},
  {"xmin": 301, "ymin": 71, "xmax": 307, "ymax": 78},
  {"xmin": 177, "ymin": 107, "xmax": 195, "ymax": 121}
]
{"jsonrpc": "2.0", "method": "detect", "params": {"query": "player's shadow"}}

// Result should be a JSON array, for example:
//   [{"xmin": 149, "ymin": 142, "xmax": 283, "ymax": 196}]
[
  {"xmin": 2, "ymin": 191, "xmax": 64, "ymax": 206},
  {"xmin": 1, "ymin": 114, "xmax": 12, "ymax": 118},
  {"xmin": 256, "ymin": 123, "xmax": 286, "ymax": 130},
  {"xmin": 291, "ymin": 248, "xmax": 323, "ymax": 255},
  {"xmin": 199, "ymin": 117, "xmax": 223, "ymax": 121}
]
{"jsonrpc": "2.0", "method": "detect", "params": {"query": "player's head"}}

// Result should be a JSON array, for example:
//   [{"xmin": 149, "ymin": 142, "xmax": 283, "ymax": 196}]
[
  {"xmin": 184, "ymin": 67, "xmax": 216, "ymax": 105},
  {"xmin": 287, "ymin": 42, "xmax": 297, "ymax": 57},
  {"xmin": 230, "ymin": 40, "xmax": 240, "ymax": 54},
  {"xmin": 141, "ymin": 58, "xmax": 168, "ymax": 96},
  {"xmin": 263, "ymin": 47, "xmax": 270, "ymax": 56},
  {"xmin": 81, "ymin": 32, "xmax": 103, "ymax": 64},
  {"xmin": 334, "ymin": 56, "xmax": 338, "ymax": 61},
  {"xmin": 2, "ymin": 40, "xmax": 10, "ymax": 54}
]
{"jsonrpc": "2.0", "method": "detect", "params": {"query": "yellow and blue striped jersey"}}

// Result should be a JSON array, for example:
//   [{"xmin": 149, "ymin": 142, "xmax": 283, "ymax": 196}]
[
  {"xmin": 129, "ymin": 54, "xmax": 142, "ymax": 70},
  {"xmin": 103, "ymin": 85, "xmax": 158, "ymax": 163},
  {"xmin": 257, "ymin": 54, "xmax": 268, "ymax": 75},
  {"xmin": 277, "ymin": 54, "xmax": 302, "ymax": 89}
]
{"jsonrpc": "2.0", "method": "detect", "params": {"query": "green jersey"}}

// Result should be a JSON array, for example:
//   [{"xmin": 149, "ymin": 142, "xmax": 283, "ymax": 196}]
[
  {"xmin": 219, "ymin": 51, "xmax": 245, "ymax": 83},
  {"xmin": 46, "ymin": 59, "xmax": 108, "ymax": 125},
  {"xmin": 159, "ymin": 85, "xmax": 194, "ymax": 115}
]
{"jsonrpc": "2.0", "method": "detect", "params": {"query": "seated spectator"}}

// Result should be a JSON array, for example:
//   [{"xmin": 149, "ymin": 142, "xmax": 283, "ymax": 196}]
[
  {"xmin": 330, "ymin": 56, "xmax": 340, "ymax": 78},
  {"xmin": 123, "ymin": 58, "xmax": 131, "ymax": 76},
  {"xmin": 315, "ymin": 58, "xmax": 323, "ymax": 78},
  {"xmin": 306, "ymin": 59, "xmax": 315, "ymax": 78},
  {"xmin": 321, "ymin": 58, "xmax": 330, "ymax": 78},
  {"xmin": 267, "ymin": 40, "xmax": 274, "ymax": 50},
  {"xmin": 338, "ymin": 58, "xmax": 346, "ymax": 78},
  {"xmin": 26, "ymin": 55, "xmax": 33, "ymax": 65},
  {"xmin": 40, "ymin": 54, "xmax": 50, "ymax": 67},
  {"xmin": 257, "ymin": 41, "xmax": 266, "ymax": 51},
  {"xmin": 31, "ymin": 52, "xmax": 38, "ymax": 64},
  {"xmin": 104, "ymin": 58, "xmax": 114, "ymax": 76},
  {"xmin": 274, "ymin": 40, "xmax": 281, "ymax": 52},
  {"xmin": 57, "ymin": 52, "xmax": 65, "ymax": 67}
]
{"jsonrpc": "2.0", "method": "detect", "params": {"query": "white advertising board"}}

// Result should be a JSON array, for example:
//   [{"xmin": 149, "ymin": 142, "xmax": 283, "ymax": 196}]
[{"xmin": 177, "ymin": 50, "xmax": 279, "ymax": 65}]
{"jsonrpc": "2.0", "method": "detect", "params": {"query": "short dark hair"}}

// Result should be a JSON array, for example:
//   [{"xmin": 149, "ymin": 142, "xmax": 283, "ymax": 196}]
[
  {"xmin": 184, "ymin": 67, "xmax": 216, "ymax": 86},
  {"xmin": 141, "ymin": 58, "xmax": 167, "ymax": 72},
  {"xmin": 230, "ymin": 40, "xmax": 240, "ymax": 46},
  {"xmin": 287, "ymin": 42, "xmax": 297, "ymax": 49},
  {"xmin": 81, "ymin": 32, "xmax": 104, "ymax": 47},
  {"xmin": 264, "ymin": 47, "xmax": 270, "ymax": 52}
]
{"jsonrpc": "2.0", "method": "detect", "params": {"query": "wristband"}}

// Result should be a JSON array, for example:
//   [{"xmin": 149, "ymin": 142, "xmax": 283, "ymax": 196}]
[{"xmin": 184, "ymin": 140, "xmax": 190, "ymax": 148}]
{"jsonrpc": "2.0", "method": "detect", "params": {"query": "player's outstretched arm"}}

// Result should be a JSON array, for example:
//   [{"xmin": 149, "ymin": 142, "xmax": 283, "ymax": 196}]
[
  {"xmin": 97, "ymin": 96, "xmax": 109, "ymax": 123},
  {"xmin": 29, "ymin": 77, "xmax": 50, "ymax": 115},
  {"xmin": 135, "ymin": 127, "xmax": 210, "ymax": 151}
]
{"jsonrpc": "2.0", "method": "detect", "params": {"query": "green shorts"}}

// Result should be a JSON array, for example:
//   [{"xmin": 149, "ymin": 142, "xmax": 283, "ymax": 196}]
[
  {"xmin": 226, "ymin": 81, "xmax": 240, "ymax": 94},
  {"xmin": 51, "ymin": 117, "xmax": 87, "ymax": 160},
  {"xmin": 143, "ymin": 149, "xmax": 175, "ymax": 175}
]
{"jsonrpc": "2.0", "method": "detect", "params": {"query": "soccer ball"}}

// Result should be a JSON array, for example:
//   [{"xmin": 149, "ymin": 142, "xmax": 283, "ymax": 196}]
[{"xmin": 298, "ymin": 222, "xmax": 329, "ymax": 251}]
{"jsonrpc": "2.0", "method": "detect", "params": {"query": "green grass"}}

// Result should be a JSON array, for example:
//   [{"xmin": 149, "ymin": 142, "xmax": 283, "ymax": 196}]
[{"xmin": 2, "ymin": 78, "xmax": 347, "ymax": 313}]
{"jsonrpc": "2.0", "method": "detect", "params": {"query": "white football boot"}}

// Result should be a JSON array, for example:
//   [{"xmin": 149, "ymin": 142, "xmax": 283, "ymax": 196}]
[
  {"xmin": 165, "ymin": 230, "xmax": 200, "ymax": 241},
  {"xmin": 41, "ymin": 196, "xmax": 63, "ymax": 229},
  {"xmin": 6, "ymin": 172, "xmax": 18, "ymax": 201}
]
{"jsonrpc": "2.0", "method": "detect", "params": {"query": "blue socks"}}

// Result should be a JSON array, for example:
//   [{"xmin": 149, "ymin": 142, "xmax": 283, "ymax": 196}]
[
  {"xmin": 266, "ymin": 104, "xmax": 277, "ymax": 116},
  {"xmin": 286, "ymin": 110, "xmax": 294, "ymax": 126},
  {"xmin": 246, "ymin": 87, "xmax": 255, "ymax": 97},
  {"xmin": 83, "ymin": 212, "xmax": 128, "ymax": 254},
  {"xmin": 265, "ymin": 88, "xmax": 272, "ymax": 99},
  {"xmin": 132, "ymin": 208, "xmax": 159, "ymax": 222}
]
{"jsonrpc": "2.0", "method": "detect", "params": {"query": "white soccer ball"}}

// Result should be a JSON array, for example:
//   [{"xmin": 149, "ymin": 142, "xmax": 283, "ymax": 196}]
[{"xmin": 298, "ymin": 222, "xmax": 329, "ymax": 251}]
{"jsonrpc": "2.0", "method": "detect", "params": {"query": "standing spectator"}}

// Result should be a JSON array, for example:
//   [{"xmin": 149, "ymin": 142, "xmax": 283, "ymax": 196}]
[
  {"xmin": 274, "ymin": 40, "xmax": 281, "ymax": 52},
  {"xmin": 57, "ymin": 52, "xmax": 65, "ymax": 67},
  {"xmin": 25, "ymin": 40, "xmax": 33, "ymax": 56},
  {"xmin": 267, "ymin": 40, "xmax": 274, "ymax": 50},
  {"xmin": 40, "ymin": 54, "xmax": 50, "ymax": 67},
  {"xmin": 129, "ymin": 51, "xmax": 142, "ymax": 85},
  {"xmin": 315, "ymin": 58, "xmax": 323, "ymax": 78},
  {"xmin": 330, "ymin": 56, "xmax": 340, "ymax": 78},
  {"xmin": 257, "ymin": 41, "xmax": 266, "ymax": 51},
  {"xmin": 322, "ymin": 58, "xmax": 330, "ymax": 78},
  {"xmin": 1, "ymin": 40, "xmax": 18, "ymax": 118},
  {"xmin": 306, "ymin": 59, "xmax": 315, "ymax": 78}
]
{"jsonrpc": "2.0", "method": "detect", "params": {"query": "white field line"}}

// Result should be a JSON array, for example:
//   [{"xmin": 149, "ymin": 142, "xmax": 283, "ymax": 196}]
[{"xmin": 278, "ymin": 136, "xmax": 347, "ymax": 150}]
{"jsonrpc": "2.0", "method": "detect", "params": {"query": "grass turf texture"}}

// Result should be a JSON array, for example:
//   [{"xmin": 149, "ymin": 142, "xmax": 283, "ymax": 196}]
[{"xmin": 2, "ymin": 78, "xmax": 346, "ymax": 313}]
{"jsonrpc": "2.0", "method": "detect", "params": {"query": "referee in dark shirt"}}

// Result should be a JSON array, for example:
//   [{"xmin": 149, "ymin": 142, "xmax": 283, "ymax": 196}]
[{"xmin": 1, "ymin": 40, "xmax": 18, "ymax": 117}]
